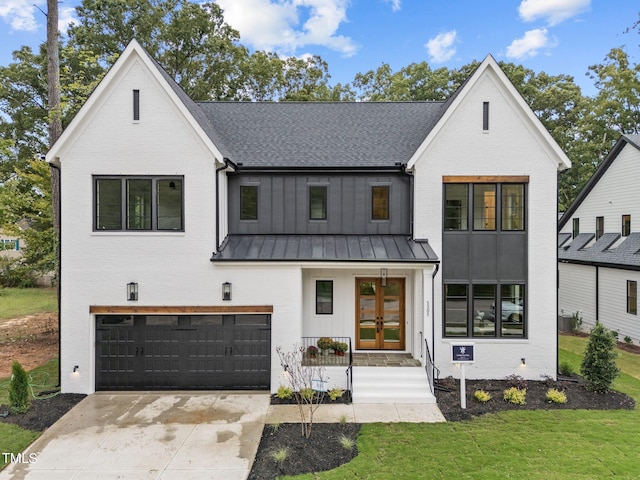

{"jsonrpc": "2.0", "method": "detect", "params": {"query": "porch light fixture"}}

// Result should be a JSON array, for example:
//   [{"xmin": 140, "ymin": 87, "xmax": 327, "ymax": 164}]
[
  {"xmin": 222, "ymin": 282, "xmax": 232, "ymax": 301},
  {"xmin": 521, "ymin": 358, "xmax": 526, "ymax": 365},
  {"xmin": 127, "ymin": 282, "xmax": 138, "ymax": 301},
  {"xmin": 380, "ymin": 268, "xmax": 388, "ymax": 287},
  {"xmin": 73, "ymin": 365, "xmax": 79, "ymax": 373}
]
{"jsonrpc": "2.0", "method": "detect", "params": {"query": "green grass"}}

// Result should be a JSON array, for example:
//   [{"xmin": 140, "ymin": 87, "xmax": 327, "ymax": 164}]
[
  {"xmin": 287, "ymin": 335, "xmax": 640, "ymax": 480},
  {"xmin": 0, "ymin": 359, "xmax": 59, "ymax": 471},
  {"xmin": 0, "ymin": 288, "xmax": 57, "ymax": 321}
]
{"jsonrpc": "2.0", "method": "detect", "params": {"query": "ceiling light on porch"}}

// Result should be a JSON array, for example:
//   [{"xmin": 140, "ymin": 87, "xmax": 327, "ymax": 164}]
[
  {"xmin": 380, "ymin": 268, "xmax": 388, "ymax": 287},
  {"xmin": 222, "ymin": 282, "xmax": 232, "ymax": 301},
  {"xmin": 127, "ymin": 282, "xmax": 138, "ymax": 301}
]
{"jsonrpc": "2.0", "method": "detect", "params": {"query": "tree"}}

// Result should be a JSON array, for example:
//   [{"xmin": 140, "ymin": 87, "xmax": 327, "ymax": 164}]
[
  {"xmin": 9, "ymin": 361, "xmax": 31, "ymax": 414},
  {"xmin": 580, "ymin": 321, "xmax": 620, "ymax": 392}
]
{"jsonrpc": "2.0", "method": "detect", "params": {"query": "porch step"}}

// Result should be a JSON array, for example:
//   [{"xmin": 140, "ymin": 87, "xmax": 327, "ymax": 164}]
[{"xmin": 351, "ymin": 366, "xmax": 436, "ymax": 404}]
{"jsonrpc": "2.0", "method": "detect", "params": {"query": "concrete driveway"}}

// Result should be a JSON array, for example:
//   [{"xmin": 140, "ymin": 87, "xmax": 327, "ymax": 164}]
[{"xmin": 1, "ymin": 392, "xmax": 270, "ymax": 480}]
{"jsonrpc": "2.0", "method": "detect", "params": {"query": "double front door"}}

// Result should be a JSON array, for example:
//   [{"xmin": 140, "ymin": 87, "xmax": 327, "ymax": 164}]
[{"xmin": 356, "ymin": 277, "xmax": 405, "ymax": 350}]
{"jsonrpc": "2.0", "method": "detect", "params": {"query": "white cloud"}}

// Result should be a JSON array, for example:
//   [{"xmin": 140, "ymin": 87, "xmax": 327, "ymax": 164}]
[
  {"xmin": 216, "ymin": 0, "xmax": 358, "ymax": 57},
  {"xmin": 506, "ymin": 28, "xmax": 557, "ymax": 59},
  {"xmin": 518, "ymin": 0, "xmax": 590, "ymax": 26},
  {"xmin": 0, "ymin": 0, "xmax": 40, "ymax": 32},
  {"xmin": 385, "ymin": 0, "xmax": 401, "ymax": 12},
  {"xmin": 58, "ymin": 6, "xmax": 78, "ymax": 34},
  {"xmin": 424, "ymin": 30, "xmax": 457, "ymax": 63}
]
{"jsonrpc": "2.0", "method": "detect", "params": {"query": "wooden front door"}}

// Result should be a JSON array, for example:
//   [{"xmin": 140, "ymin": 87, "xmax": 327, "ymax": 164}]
[{"xmin": 356, "ymin": 278, "xmax": 405, "ymax": 350}]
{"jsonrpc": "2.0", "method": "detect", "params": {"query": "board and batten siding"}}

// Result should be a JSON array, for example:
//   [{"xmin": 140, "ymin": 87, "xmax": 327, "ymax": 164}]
[
  {"xmin": 559, "ymin": 143, "xmax": 640, "ymax": 236},
  {"xmin": 227, "ymin": 174, "xmax": 411, "ymax": 235},
  {"xmin": 558, "ymin": 263, "xmax": 597, "ymax": 327}
]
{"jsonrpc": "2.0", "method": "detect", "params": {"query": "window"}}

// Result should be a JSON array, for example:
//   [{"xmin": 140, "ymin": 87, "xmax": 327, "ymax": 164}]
[
  {"xmin": 572, "ymin": 218, "xmax": 580, "ymax": 238},
  {"xmin": 627, "ymin": 280, "xmax": 637, "ymax": 315},
  {"xmin": 445, "ymin": 284, "xmax": 468, "ymax": 336},
  {"xmin": 316, "ymin": 280, "xmax": 333, "ymax": 314},
  {"xmin": 622, "ymin": 215, "xmax": 631, "ymax": 237},
  {"xmin": 482, "ymin": 102, "xmax": 489, "ymax": 131},
  {"xmin": 240, "ymin": 185, "xmax": 258, "ymax": 220},
  {"xmin": 372, "ymin": 186, "xmax": 389, "ymax": 220},
  {"xmin": 133, "ymin": 89, "xmax": 140, "ymax": 121},
  {"xmin": 596, "ymin": 216, "xmax": 604, "ymax": 240},
  {"xmin": 501, "ymin": 184, "xmax": 524, "ymax": 230},
  {"xmin": 473, "ymin": 184, "xmax": 496, "ymax": 230},
  {"xmin": 94, "ymin": 176, "xmax": 183, "ymax": 231},
  {"xmin": 444, "ymin": 184, "xmax": 468, "ymax": 230},
  {"xmin": 445, "ymin": 283, "xmax": 525, "ymax": 338},
  {"xmin": 309, "ymin": 186, "xmax": 327, "ymax": 220}
]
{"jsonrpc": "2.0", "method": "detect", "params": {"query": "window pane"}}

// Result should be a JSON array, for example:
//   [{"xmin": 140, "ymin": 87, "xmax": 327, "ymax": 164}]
[
  {"xmin": 240, "ymin": 185, "xmax": 258, "ymax": 220},
  {"xmin": 473, "ymin": 184, "xmax": 496, "ymax": 230},
  {"xmin": 444, "ymin": 184, "xmax": 468, "ymax": 230},
  {"xmin": 473, "ymin": 284, "xmax": 496, "ymax": 337},
  {"xmin": 628, "ymin": 281, "xmax": 637, "ymax": 315},
  {"xmin": 372, "ymin": 186, "xmax": 389, "ymax": 220},
  {"xmin": 157, "ymin": 179, "xmax": 183, "ymax": 230},
  {"xmin": 501, "ymin": 284, "xmax": 524, "ymax": 337},
  {"xmin": 573, "ymin": 218, "xmax": 580, "ymax": 238},
  {"xmin": 309, "ymin": 186, "xmax": 327, "ymax": 220},
  {"xmin": 501, "ymin": 184, "xmax": 524, "ymax": 231},
  {"xmin": 622, "ymin": 215, "xmax": 631, "ymax": 237},
  {"xmin": 316, "ymin": 280, "xmax": 333, "ymax": 314},
  {"xmin": 445, "ymin": 284, "xmax": 467, "ymax": 336},
  {"xmin": 596, "ymin": 216, "xmax": 604, "ymax": 240},
  {"xmin": 127, "ymin": 179, "xmax": 152, "ymax": 229},
  {"xmin": 96, "ymin": 179, "xmax": 122, "ymax": 230}
]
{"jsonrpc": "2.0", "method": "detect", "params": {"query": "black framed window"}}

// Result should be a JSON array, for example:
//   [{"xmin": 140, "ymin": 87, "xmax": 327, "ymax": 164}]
[
  {"xmin": 309, "ymin": 186, "xmax": 327, "ymax": 220},
  {"xmin": 444, "ymin": 184, "xmax": 468, "ymax": 230},
  {"xmin": 622, "ymin": 215, "xmax": 631, "ymax": 237},
  {"xmin": 596, "ymin": 216, "xmax": 604, "ymax": 240},
  {"xmin": 501, "ymin": 184, "xmax": 524, "ymax": 231},
  {"xmin": 573, "ymin": 218, "xmax": 580, "ymax": 238},
  {"xmin": 240, "ymin": 185, "xmax": 258, "ymax": 220},
  {"xmin": 500, "ymin": 284, "xmax": 525, "ymax": 337},
  {"xmin": 372, "ymin": 185, "xmax": 389, "ymax": 220},
  {"xmin": 482, "ymin": 101, "xmax": 489, "ymax": 130},
  {"xmin": 316, "ymin": 280, "xmax": 333, "ymax": 314},
  {"xmin": 628, "ymin": 280, "xmax": 637, "ymax": 315},
  {"xmin": 473, "ymin": 284, "xmax": 496, "ymax": 337},
  {"xmin": 445, "ymin": 284, "xmax": 468, "ymax": 336},
  {"xmin": 95, "ymin": 176, "xmax": 183, "ymax": 231},
  {"xmin": 473, "ymin": 184, "xmax": 496, "ymax": 230}
]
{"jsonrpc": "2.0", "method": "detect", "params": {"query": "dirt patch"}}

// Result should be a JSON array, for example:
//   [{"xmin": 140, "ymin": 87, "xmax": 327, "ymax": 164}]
[{"xmin": 0, "ymin": 313, "xmax": 58, "ymax": 378}]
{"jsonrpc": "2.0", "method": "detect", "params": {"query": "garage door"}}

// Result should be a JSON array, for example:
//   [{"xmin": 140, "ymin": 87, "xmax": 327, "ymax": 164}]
[{"xmin": 95, "ymin": 314, "xmax": 271, "ymax": 390}]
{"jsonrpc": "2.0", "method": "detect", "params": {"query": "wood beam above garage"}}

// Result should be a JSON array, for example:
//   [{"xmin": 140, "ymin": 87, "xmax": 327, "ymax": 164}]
[{"xmin": 90, "ymin": 305, "xmax": 274, "ymax": 314}]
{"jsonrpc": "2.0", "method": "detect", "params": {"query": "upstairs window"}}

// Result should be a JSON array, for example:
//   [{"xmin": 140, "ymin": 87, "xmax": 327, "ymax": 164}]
[
  {"xmin": 372, "ymin": 185, "xmax": 389, "ymax": 220},
  {"xmin": 622, "ymin": 215, "xmax": 631, "ymax": 237},
  {"xmin": 444, "ymin": 184, "xmax": 468, "ymax": 230},
  {"xmin": 596, "ymin": 216, "xmax": 604, "ymax": 240},
  {"xmin": 501, "ymin": 184, "xmax": 524, "ymax": 231},
  {"xmin": 95, "ymin": 176, "xmax": 183, "ymax": 231},
  {"xmin": 309, "ymin": 186, "xmax": 327, "ymax": 220},
  {"xmin": 240, "ymin": 185, "xmax": 258, "ymax": 220},
  {"xmin": 572, "ymin": 218, "xmax": 580, "ymax": 238},
  {"xmin": 473, "ymin": 184, "xmax": 496, "ymax": 230}
]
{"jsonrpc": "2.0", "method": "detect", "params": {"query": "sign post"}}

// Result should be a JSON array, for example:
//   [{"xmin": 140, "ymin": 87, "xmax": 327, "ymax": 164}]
[{"xmin": 451, "ymin": 343, "xmax": 475, "ymax": 409}]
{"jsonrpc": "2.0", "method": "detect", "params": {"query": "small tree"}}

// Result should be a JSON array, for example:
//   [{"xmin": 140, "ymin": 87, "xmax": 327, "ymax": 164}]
[
  {"xmin": 276, "ymin": 345, "xmax": 327, "ymax": 438},
  {"xmin": 580, "ymin": 322, "xmax": 619, "ymax": 392},
  {"xmin": 9, "ymin": 360, "xmax": 31, "ymax": 414}
]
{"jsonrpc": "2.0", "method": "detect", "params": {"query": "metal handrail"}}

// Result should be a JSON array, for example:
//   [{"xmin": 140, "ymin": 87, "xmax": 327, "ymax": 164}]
[
  {"xmin": 301, "ymin": 336, "xmax": 353, "ymax": 403},
  {"xmin": 424, "ymin": 338, "xmax": 439, "ymax": 395}
]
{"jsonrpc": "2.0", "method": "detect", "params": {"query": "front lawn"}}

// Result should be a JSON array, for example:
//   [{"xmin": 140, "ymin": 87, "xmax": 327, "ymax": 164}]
[
  {"xmin": 288, "ymin": 335, "xmax": 640, "ymax": 479},
  {"xmin": 0, "ymin": 288, "xmax": 57, "ymax": 321}
]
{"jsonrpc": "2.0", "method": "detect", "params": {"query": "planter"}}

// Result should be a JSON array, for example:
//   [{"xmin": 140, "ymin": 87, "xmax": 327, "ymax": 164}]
[{"xmin": 334, "ymin": 350, "xmax": 345, "ymax": 357}]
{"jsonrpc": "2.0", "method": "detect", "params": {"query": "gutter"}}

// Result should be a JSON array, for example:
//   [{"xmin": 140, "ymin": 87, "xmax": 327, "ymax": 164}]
[
  {"xmin": 229, "ymin": 164, "xmax": 407, "ymax": 174},
  {"xmin": 49, "ymin": 162, "xmax": 62, "ymax": 388},
  {"xmin": 215, "ymin": 157, "xmax": 235, "ymax": 252}
]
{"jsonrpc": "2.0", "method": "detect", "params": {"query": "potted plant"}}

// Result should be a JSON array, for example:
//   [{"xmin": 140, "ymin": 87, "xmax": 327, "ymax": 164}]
[
  {"xmin": 306, "ymin": 345, "xmax": 318, "ymax": 358},
  {"xmin": 317, "ymin": 337, "xmax": 333, "ymax": 355},
  {"xmin": 332, "ymin": 341, "xmax": 348, "ymax": 356}
]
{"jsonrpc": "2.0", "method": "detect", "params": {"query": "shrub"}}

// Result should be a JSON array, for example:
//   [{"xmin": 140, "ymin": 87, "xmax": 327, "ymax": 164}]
[
  {"xmin": 328, "ymin": 387, "xmax": 344, "ymax": 401},
  {"xmin": 503, "ymin": 387, "xmax": 526, "ymax": 405},
  {"xmin": 339, "ymin": 434, "xmax": 355, "ymax": 451},
  {"xmin": 504, "ymin": 374, "xmax": 528, "ymax": 389},
  {"xmin": 9, "ymin": 360, "xmax": 31, "ymax": 414},
  {"xmin": 559, "ymin": 361, "xmax": 574, "ymax": 376},
  {"xmin": 276, "ymin": 385, "xmax": 293, "ymax": 399},
  {"xmin": 571, "ymin": 311, "xmax": 583, "ymax": 334},
  {"xmin": 474, "ymin": 389, "xmax": 491, "ymax": 403},
  {"xmin": 624, "ymin": 335, "xmax": 633, "ymax": 345},
  {"xmin": 580, "ymin": 322, "xmax": 620, "ymax": 392},
  {"xmin": 546, "ymin": 388, "xmax": 567, "ymax": 404}
]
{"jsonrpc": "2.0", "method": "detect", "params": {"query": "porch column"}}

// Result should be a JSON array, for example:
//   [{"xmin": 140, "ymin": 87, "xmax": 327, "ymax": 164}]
[{"xmin": 422, "ymin": 267, "xmax": 435, "ymax": 366}]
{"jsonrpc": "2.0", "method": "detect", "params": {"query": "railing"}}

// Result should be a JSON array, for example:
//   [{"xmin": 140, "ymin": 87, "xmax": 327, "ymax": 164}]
[
  {"xmin": 301, "ymin": 336, "xmax": 353, "ymax": 404},
  {"xmin": 424, "ymin": 338, "xmax": 439, "ymax": 395}
]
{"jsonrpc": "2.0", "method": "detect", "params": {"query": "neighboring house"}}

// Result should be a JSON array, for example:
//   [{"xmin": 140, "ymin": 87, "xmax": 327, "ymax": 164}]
[
  {"xmin": 558, "ymin": 134, "xmax": 640, "ymax": 344},
  {"xmin": 0, "ymin": 229, "xmax": 21, "ymax": 259},
  {"xmin": 46, "ymin": 40, "xmax": 570, "ymax": 401}
]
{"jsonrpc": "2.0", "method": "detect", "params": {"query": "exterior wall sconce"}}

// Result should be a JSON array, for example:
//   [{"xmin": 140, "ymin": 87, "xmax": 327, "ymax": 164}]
[
  {"xmin": 521, "ymin": 358, "xmax": 526, "ymax": 365},
  {"xmin": 222, "ymin": 282, "xmax": 232, "ymax": 301},
  {"xmin": 380, "ymin": 268, "xmax": 388, "ymax": 287},
  {"xmin": 73, "ymin": 365, "xmax": 79, "ymax": 373},
  {"xmin": 127, "ymin": 282, "xmax": 138, "ymax": 301}
]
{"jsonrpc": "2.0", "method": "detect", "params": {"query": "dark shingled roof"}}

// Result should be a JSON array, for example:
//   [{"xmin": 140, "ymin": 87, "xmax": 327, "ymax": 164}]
[
  {"xmin": 212, "ymin": 235, "xmax": 439, "ymax": 263},
  {"xmin": 196, "ymin": 102, "xmax": 445, "ymax": 168},
  {"xmin": 559, "ymin": 232, "xmax": 640, "ymax": 270}
]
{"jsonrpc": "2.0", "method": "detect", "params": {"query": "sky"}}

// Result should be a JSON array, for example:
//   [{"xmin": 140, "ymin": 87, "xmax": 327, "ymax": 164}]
[{"xmin": 0, "ymin": 0, "xmax": 638, "ymax": 97}]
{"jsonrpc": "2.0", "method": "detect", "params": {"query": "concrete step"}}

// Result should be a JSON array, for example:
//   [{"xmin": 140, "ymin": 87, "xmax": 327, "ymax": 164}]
[{"xmin": 351, "ymin": 366, "xmax": 436, "ymax": 404}]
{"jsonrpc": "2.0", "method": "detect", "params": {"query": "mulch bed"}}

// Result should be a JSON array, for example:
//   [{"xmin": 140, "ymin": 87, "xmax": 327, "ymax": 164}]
[{"xmin": 0, "ymin": 393, "xmax": 86, "ymax": 431}]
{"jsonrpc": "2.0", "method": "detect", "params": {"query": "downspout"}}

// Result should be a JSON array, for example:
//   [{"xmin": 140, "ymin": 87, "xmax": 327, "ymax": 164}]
[
  {"xmin": 431, "ymin": 262, "xmax": 440, "ymax": 372},
  {"xmin": 595, "ymin": 265, "xmax": 599, "ymax": 322},
  {"xmin": 50, "ymin": 162, "xmax": 62, "ymax": 388},
  {"xmin": 215, "ymin": 158, "xmax": 233, "ymax": 252}
]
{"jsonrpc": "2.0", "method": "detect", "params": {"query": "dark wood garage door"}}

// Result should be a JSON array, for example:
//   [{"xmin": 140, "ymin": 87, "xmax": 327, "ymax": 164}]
[{"xmin": 95, "ymin": 314, "xmax": 271, "ymax": 390}]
